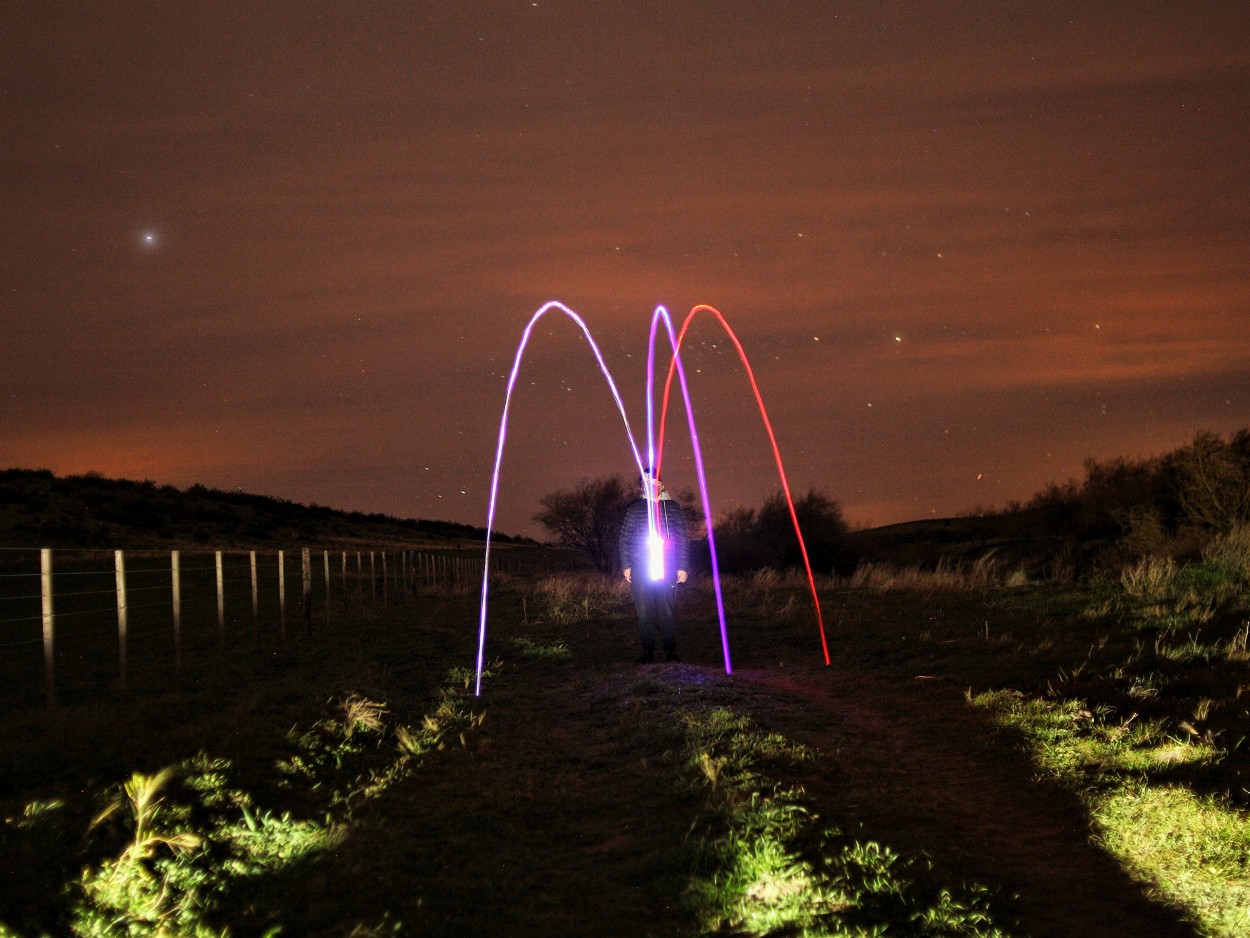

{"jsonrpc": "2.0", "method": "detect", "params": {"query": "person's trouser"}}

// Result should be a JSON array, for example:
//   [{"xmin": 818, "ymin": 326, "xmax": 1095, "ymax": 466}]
[{"xmin": 631, "ymin": 579, "xmax": 677, "ymax": 655}]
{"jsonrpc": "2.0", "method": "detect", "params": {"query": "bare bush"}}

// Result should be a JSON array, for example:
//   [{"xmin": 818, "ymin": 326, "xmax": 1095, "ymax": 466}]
[
  {"xmin": 533, "ymin": 476, "xmax": 634, "ymax": 573},
  {"xmin": 1170, "ymin": 430, "xmax": 1250, "ymax": 534}
]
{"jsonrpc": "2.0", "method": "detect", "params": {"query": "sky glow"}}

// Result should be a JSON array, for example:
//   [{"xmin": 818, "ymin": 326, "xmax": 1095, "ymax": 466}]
[{"xmin": 1, "ymin": 4, "xmax": 1247, "ymax": 543}]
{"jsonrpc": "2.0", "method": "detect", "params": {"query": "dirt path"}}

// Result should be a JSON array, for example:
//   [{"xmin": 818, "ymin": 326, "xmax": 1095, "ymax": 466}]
[
  {"xmin": 732, "ymin": 661, "xmax": 1199, "ymax": 938},
  {"xmin": 223, "ymin": 617, "xmax": 1202, "ymax": 936}
]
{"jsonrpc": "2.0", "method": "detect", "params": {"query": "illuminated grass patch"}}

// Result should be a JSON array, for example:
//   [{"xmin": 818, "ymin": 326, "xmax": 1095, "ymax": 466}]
[
  {"xmin": 1097, "ymin": 785, "xmax": 1250, "ymax": 937},
  {"xmin": 678, "ymin": 706, "xmax": 1011, "ymax": 936},
  {"xmin": 974, "ymin": 691, "xmax": 1247, "ymax": 936},
  {"xmin": 512, "ymin": 636, "xmax": 573, "ymax": 659},
  {"xmin": 2, "ymin": 669, "xmax": 486, "ymax": 937}
]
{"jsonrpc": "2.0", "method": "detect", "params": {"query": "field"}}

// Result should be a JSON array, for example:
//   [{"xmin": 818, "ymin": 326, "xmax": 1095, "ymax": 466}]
[{"xmin": 2, "ymin": 559, "xmax": 1248, "ymax": 937}]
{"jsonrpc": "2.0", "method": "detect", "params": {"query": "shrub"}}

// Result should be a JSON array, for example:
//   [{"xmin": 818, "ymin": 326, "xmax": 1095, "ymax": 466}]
[{"xmin": 1202, "ymin": 525, "xmax": 1250, "ymax": 584}]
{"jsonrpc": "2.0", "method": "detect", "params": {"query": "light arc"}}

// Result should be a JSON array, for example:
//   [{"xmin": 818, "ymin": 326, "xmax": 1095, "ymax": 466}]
[
  {"xmin": 645, "ymin": 306, "xmax": 732, "ymax": 674},
  {"xmin": 476, "ymin": 300, "xmax": 825, "ymax": 695},
  {"xmin": 655, "ymin": 304, "xmax": 831, "ymax": 665},
  {"xmin": 474, "ymin": 301, "xmax": 646, "ymax": 696}
]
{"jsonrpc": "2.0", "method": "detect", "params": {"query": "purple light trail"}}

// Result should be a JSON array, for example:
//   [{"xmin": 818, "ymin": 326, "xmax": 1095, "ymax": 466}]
[
  {"xmin": 656, "ymin": 304, "xmax": 831, "ymax": 665},
  {"xmin": 645, "ymin": 306, "xmax": 733, "ymax": 674},
  {"xmin": 474, "ymin": 300, "xmax": 645, "ymax": 696}
]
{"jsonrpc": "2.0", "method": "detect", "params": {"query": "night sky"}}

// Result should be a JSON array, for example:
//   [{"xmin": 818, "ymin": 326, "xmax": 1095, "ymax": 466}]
[{"xmin": 3, "ymin": 3, "xmax": 1248, "ymax": 538}]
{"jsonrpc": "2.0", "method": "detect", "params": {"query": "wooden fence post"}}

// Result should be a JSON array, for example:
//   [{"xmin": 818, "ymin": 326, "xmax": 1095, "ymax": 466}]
[
  {"xmin": 171, "ymin": 550, "xmax": 182, "ymax": 669},
  {"xmin": 40, "ymin": 548, "xmax": 55, "ymax": 709},
  {"xmin": 250, "ymin": 551, "xmax": 259, "ymax": 635},
  {"xmin": 381, "ymin": 551, "xmax": 388, "ymax": 608},
  {"xmin": 215, "ymin": 551, "xmax": 225, "ymax": 641},
  {"xmin": 278, "ymin": 550, "xmax": 287, "ymax": 639},
  {"xmin": 114, "ymin": 550, "xmax": 128, "ymax": 691},
  {"xmin": 323, "ymin": 550, "xmax": 331, "ymax": 626},
  {"xmin": 301, "ymin": 548, "xmax": 312, "ymax": 636},
  {"xmin": 370, "ymin": 552, "xmax": 377, "ymax": 610}
]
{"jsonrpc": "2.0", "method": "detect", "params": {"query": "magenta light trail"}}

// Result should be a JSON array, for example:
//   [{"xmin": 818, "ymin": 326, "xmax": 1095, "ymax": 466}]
[
  {"xmin": 646, "ymin": 305, "xmax": 733, "ymax": 673},
  {"xmin": 475, "ymin": 301, "xmax": 646, "ymax": 696},
  {"xmin": 655, "ymin": 304, "xmax": 831, "ymax": 666}
]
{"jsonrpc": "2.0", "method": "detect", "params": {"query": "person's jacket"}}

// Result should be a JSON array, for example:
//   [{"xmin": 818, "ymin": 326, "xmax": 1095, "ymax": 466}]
[{"xmin": 618, "ymin": 497, "xmax": 690, "ymax": 584}]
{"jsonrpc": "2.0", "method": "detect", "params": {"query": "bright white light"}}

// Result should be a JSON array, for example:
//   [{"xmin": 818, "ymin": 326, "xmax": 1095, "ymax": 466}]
[{"xmin": 647, "ymin": 533, "xmax": 665, "ymax": 580}]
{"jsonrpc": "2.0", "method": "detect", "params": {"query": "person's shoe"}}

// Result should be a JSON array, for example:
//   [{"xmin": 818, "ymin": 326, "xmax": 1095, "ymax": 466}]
[
  {"xmin": 636, "ymin": 652, "xmax": 655, "ymax": 664},
  {"xmin": 665, "ymin": 651, "xmax": 681, "ymax": 662}
]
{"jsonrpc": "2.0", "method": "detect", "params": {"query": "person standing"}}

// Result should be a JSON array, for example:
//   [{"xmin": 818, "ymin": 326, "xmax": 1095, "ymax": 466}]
[{"xmin": 618, "ymin": 471, "xmax": 690, "ymax": 662}]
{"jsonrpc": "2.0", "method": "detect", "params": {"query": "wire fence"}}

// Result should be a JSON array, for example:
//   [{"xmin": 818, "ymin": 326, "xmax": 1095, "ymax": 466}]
[{"xmin": 0, "ymin": 545, "xmax": 507, "ymax": 712}]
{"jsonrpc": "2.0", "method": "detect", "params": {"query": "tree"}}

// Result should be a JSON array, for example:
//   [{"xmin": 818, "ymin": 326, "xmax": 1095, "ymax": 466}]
[
  {"xmin": 711, "ymin": 488, "xmax": 854, "ymax": 575},
  {"xmin": 533, "ymin": 476, "xmax": 634, "ymax": 573},
  {"xmin": 1169, "ymin": 430, "xmax": 1250, "ymax": 533}
]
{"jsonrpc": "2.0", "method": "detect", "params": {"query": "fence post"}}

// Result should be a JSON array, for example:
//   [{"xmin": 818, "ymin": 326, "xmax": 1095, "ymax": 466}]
[
  {"xmin": 341, "ymin": 550, "xmax": 347, "ymax": 598},
  {"xmin": 370, "ymin": 551, "xmax": 377, "ymax": 610},
  {"xmin": 171, "ymin": 550, "xmax": 182, "ymax": 670},
  {"xmin": 250, "ymin": 551, "xmax": 259, "ymax": 635},
  {"xmin": 216, "ymin": 551, "xmax": 225, "ymax": 641},
  {"xmin": 356, "ymin": 552, "xmax": 363, "ymax": 607},
  {"xmin": 40, "ymin": 548, "xmax": 55, "ymax": 709},
  {"xmin": 278, "ymin": 550, "xmax": 287, "ymax": 639},
  {"xmin": 381, "ymin": 551, "xmax": 389, "ymax": 608},
  {"xmin": 323, "ymin": 550, "xmax": 331, "ymax": 626},
  {"xmin": 115, "ymin": 550, "xmax": 128, "ymax": 691},
  {"xmin": 302, "ymin": 548, "xmax": 312, "ymax": 636}
]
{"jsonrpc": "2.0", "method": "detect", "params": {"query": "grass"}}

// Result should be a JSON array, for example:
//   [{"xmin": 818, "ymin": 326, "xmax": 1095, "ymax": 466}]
[
  {"xmin": 676, "ymin": 707, "xmax": 1009, "ymax": 936},
  {"xmin": 4, "ymin": 668, "xmax": 485, "ymax": 937},
  {"xmin": 844, "ymin": 552, "xmax": 1025, "ymax": 593},
  {"xmin": 974, "ymin": 691, "xmax": 1249, "ymax": 937},
  {"xmin": 527, "ymin": 573, "xmax": 627, "ymax": 624},
  {"xmin": 947, "ymin": 552, "xmax": 1250, "ymax": 937},
  {"xmin": 3, "ymin": 552, "xmax": 1250, "ymax": 935},
  {"xmin": 1098, "ymin": 785, "xmax": 1250, "ymax": 936}
]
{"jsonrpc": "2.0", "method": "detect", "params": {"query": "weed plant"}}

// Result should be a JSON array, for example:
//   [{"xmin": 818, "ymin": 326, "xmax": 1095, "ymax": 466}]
[
  {"xmin": 1, "ymin": 670, "xmax": 486, "ymax": 936},
  {"xmin": 1202, "ymin": 524, "xmax": 1250, "ymax": 586}
]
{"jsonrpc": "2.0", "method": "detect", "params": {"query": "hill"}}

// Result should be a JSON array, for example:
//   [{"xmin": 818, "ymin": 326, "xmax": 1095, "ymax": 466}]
[
  {"xmin": 848, "ymin": 428, "xmax": 1250, "ymax": 576},
  {"xmin": 0, "ymin": 468, "xmax": 530, "ymax": 550},
  {"xmin": 846, "ymin": 508, "xmax": 1083, "ymax": 577}
]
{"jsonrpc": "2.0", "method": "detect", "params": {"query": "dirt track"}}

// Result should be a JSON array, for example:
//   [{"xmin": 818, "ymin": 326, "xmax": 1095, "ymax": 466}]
[{"xmin": 732, "ymin": 661, "xmax": 1199, "ymax": 938}]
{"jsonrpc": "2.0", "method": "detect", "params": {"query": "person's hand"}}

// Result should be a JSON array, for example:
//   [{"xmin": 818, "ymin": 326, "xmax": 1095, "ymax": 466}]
[
  {"xmin": 623, "ymin": 567, "xmax": 632, "ymax": 584},
  {"xmin": 676, "ymin": 570, "xmax": 688, "ymax": 584}
]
